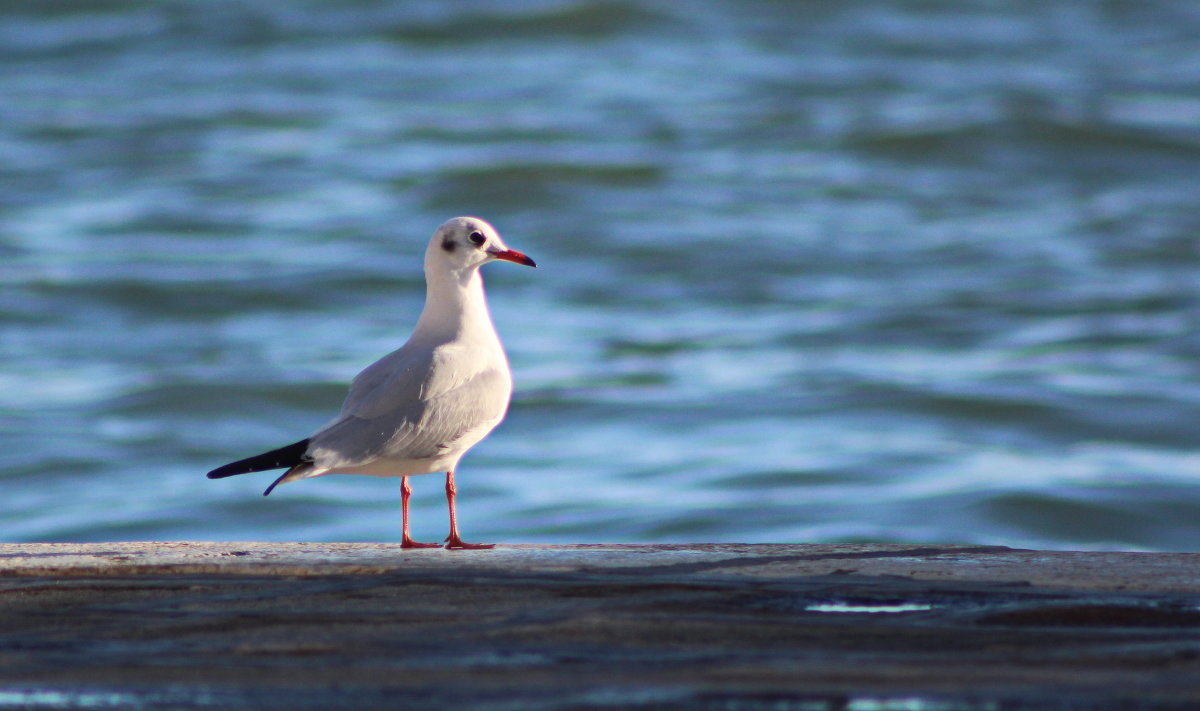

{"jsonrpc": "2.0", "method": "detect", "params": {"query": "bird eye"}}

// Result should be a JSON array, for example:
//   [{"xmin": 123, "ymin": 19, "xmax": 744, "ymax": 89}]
[{"xmin": 468, "ymin": 231, "xmax": 486, "ymax": 246}]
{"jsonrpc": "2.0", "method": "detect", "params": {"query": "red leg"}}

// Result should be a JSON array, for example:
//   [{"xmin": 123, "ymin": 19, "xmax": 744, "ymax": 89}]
[
  {"xmin": 400, "ymin": 476, "xmax": 438, "ymax": 549},
  {"xmin": 444, "ymin": 470, "xmax": 494, "ymax": 550}
]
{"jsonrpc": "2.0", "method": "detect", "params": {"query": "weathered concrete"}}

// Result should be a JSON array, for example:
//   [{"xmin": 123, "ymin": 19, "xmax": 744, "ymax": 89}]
[{"xmin": 1, "ymin": 543, "xmax": 1198, "ymax": 710}]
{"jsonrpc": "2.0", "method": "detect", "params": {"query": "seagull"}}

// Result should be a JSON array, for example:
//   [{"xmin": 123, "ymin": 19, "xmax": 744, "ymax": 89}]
[{"xmin": 207, "ymin": 216, "xmax": 536, "ymax": 549}]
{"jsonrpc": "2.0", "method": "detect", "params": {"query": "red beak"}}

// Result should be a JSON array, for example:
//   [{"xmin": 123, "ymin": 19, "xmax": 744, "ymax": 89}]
[{"xmin": 489, "ymin": 248, "xmax": 537, "ymax": 267}]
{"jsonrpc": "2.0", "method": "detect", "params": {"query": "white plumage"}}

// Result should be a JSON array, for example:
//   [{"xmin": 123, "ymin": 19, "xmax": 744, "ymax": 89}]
[{"xmin": 208, "ymin": 216, "xmax": 536, "ymax": 549}]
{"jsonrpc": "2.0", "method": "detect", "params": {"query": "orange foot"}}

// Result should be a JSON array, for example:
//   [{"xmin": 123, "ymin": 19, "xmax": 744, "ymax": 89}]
[
  {"xmin": 402, "ymin": 537, "xmax": 441, "ymax": 549},
  {"xmin": 445, "ymin": 536, "xmax": 496, "ymax": 550}
]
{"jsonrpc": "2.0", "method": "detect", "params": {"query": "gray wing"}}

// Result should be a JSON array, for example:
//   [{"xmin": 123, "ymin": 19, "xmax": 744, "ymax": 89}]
[
  {"xmin": 308, "ymin": 348, "xmax": 512, "ymax": 471},
  {"xmin": 335, "ymin": 341, "xmax": 429, "ymax": 421}
]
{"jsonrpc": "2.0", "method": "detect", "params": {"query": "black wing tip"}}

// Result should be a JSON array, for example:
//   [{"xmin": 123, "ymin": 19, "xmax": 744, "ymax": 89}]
[
  {"xmin": 206, "ymin": 439, "xmax": 311, "ymax": 480},
  {"xmin": 206, "ymin": 462, "xmax": 250, "ymax": 479},
  {"xmin": 262, "ymin": 473, "xmax": 286, "ymax": 497}
]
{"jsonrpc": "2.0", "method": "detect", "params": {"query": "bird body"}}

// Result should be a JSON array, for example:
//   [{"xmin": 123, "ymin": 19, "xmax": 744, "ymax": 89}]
[{"xmin": 208, "ymin": 216, "xmax": 536, "ymax": 548}]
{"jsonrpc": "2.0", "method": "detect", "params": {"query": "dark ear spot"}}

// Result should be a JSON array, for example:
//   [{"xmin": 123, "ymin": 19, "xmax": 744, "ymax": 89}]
[{"xmin": 441, "ymin": 237, "xmax": 456, "ymax": 252}]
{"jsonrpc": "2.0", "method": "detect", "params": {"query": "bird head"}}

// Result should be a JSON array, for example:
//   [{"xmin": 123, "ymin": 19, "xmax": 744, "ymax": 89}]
[{"xmin": 428, "ymin": 217, "xmax": 537, "ymax": 273}]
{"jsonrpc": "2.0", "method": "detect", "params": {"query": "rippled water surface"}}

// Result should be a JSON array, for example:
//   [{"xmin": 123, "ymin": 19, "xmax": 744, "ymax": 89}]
[{"xmin": 3, "ymin": 1, "xmax": 1200, "ymax": 549}]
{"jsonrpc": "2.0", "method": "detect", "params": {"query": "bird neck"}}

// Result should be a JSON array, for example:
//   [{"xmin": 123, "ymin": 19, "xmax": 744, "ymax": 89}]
[{"xmin": 413, "ymin": 265, "xmax": 497, "ymax": 343}]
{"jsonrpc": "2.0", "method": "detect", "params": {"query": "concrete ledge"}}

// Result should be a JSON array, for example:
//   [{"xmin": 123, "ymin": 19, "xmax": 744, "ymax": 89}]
[
  {"xmin": 2, "ymin": 543, "xmax": 1199, "ymax": 709},
  {"xmin": 4, "ymin": 541, "xmax": 1199, "ymax": 590}
]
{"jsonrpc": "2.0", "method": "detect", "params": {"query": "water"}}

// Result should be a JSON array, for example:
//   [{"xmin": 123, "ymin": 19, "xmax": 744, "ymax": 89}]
[{"xmin": 2, "ymin": 0, "xmax": 1199, "ymax": 550}]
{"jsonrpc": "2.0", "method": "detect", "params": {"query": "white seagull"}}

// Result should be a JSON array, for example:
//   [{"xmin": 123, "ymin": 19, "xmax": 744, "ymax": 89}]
[{"xmin": 208, "ymin": 216, "xmax": 536, "ymax": 549}]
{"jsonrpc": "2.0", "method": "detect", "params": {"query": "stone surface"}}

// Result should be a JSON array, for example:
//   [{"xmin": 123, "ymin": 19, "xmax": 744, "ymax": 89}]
[{"xmin": 1, "ymin": 543, "xmax": 1199, "ymax": 710}]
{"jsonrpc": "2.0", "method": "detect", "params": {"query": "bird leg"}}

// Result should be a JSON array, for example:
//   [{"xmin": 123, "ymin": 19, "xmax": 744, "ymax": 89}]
[
  {"xmin": 444, "ymin": 470, "xmax": 494, "ymax": 549},
  {"xmin": 400, "ymin": 476, "xmax": 438, "ymax": 549}
]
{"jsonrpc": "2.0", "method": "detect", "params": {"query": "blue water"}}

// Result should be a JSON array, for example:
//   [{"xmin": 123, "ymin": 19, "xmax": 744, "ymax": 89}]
[{"xmin": 3, "ymin": 1, "xmax": 1200, "ymax": 550}]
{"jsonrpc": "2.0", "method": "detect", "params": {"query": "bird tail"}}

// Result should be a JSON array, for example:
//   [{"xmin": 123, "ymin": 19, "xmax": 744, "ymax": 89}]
[{"xmin": 207, "ymin": 439, "xmax": 311, "ymax": 480}]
